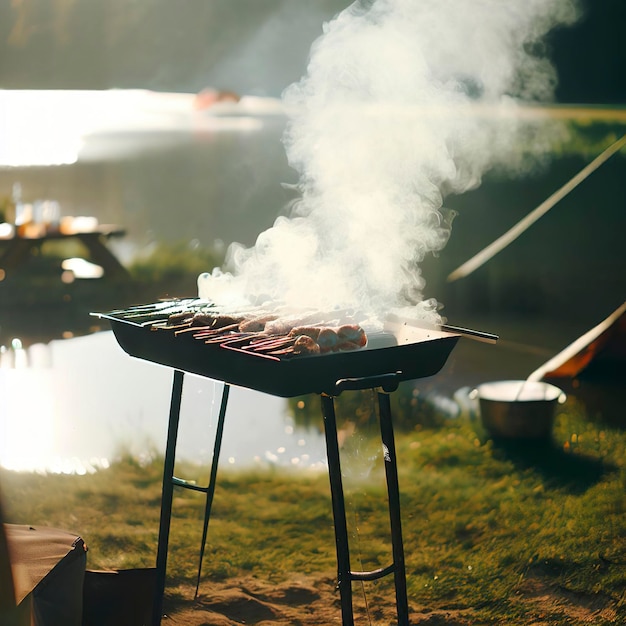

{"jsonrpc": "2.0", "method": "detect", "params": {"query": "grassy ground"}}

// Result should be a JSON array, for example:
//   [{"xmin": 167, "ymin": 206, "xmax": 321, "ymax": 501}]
[
  {"xmin": 1, "ymin": 113, "xmax": 625, "ymax": 623},
  {"xmin": 1, "ymin": 391, "xmax": 624, "ymax": 624}
]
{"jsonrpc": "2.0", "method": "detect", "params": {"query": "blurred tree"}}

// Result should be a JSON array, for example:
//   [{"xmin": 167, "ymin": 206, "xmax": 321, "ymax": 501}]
[
  {"xmin": 0, "ymin": 0, "xmax": 623, "ymax": 103},
  {"xmin": 548, "ymin": 0, "xmax": 626, "ymax": 104}
]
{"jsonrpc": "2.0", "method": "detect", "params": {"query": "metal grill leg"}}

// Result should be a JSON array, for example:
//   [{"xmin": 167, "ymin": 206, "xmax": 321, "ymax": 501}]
[
  {"xmin": 320, "ymin": 394, "xmax": 354, "ymax": 626},
  {"xmin": 321, "ymin": 389, "xmax": 410, "ymax": 626},
  {"xmin": 153, "ymin": 369, "xmax": 185, "ymax": 626},
  {"xmin": 194, "ymin": 383, "xmax": 230, "ymax": 597},
  {"xmin": 377, "ymin": 391, "xmax": 409, "ymax": 625}
]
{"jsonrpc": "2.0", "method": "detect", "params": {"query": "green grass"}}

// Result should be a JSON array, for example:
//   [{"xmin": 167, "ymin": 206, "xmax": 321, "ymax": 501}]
[
  {"xmin": 1, "ymin": 394, "xmax": 625, "ymax": 624},
  {"xmin": 127, "ymin": 239, "xmax": 224, "ymax": 285}
]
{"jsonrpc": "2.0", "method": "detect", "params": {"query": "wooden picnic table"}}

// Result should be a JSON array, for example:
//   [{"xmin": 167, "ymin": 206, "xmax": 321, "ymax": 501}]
[{"xmin": 0, "ymin": 224, "xmax": 128, "ymax": 278}]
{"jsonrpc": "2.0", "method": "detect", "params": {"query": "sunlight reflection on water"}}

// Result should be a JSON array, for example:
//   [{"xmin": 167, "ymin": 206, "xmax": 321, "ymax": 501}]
[{"xmin": 0, "ymin": 331, "xmax": 328, "ymax": 474}]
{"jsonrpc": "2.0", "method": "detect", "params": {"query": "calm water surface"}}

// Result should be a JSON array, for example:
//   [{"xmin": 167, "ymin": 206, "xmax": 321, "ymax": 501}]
[
  {"xmin": 0, "ymin": 331, "xmax": 329, "ymax": 474},
  {"xmin": 1, "ymin": 92, "xmax": 623, "ymax": 473},
  {"xmin": 0, "ymin": 94, "xmax": 329, "ymax": 474},
  {"xmin": 0, "ymin": 312, "xmax": 596, "ymax": 474}
]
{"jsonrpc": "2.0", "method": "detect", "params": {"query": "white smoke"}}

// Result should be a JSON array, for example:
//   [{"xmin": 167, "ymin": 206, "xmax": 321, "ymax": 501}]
[{"xmin": 199, "ymin": 0, "xmax": 580, "ymax": 324}]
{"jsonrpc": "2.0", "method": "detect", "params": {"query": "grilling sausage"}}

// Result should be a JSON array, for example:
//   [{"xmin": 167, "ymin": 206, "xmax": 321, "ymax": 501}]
[
  {"xmin": 165, "ymin": 309, "xmax": 367, "ymax": 357},
  {"xmin": 288, "ymin": 326, "xmax": 322, "ymax": 340},
  {"xmin": 337, "ymin": 324, "xmax": 367, "ymax": 347},
  {"xmin": 239, "ymin": 315, "xmax": 278, "ymax": 333},
  {"xmin": 292, "ymin": 335, "xmax": 321, "ymax": 355}
]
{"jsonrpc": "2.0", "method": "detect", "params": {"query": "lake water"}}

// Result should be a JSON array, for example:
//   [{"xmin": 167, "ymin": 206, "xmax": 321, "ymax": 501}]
[
  {"xmin": 0, "ymin": 330, "xmax": 330, "ymax": 474},
  {"xmin": 0, "ymin": 91, "xmax": 294, "ymax": 256},
  {"xmin": 0, "ymin": 311, "xmax": 599, "ymax": 475},
  {"xmin": 0, "ymin": 91, "xmax": 624, "ymax": 473},
  {"xmin": 0, "ymin": 93, "xmax": 329, "ymax": 474}
]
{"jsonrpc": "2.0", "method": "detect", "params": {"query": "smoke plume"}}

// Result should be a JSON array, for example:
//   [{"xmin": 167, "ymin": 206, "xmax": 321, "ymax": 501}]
[{"xmin": 199, "ymin": 0, "xmax": 580, "ymax": 324}]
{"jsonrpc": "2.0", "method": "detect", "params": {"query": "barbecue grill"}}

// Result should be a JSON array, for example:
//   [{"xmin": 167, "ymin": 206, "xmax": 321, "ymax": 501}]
[{"xmin": 94, "ymin": 299, "xmax": 497, "ymax": 626}]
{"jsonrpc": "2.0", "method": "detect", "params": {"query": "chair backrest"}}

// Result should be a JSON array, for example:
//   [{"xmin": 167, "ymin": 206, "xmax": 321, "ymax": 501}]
[
  {"xmin": 0, "ymin": 487, "xmax": 16, "ymax": 607},
  {"xmin": 0, "ymin": 485, "xmax": 25, "ymax": 625},
  {"xmin": 0, "ymin": 482, "xmax": 85, "ymax": 626}
]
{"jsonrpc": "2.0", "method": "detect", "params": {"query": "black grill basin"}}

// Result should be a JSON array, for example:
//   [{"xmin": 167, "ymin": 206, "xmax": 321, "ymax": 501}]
[{"xmin": 94, "ymin": 303, "xmax": 465, "ymax": 397}]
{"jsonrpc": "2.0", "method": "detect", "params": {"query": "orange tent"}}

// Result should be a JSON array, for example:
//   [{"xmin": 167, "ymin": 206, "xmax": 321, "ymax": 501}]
[{"xmin": 529, "ymin": 301, "xmax": 626, "ymax": 381}]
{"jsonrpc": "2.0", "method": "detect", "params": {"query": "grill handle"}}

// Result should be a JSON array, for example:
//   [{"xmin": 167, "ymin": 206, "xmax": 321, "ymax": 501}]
[
  {"xmin": 332, "ymin": 371, "xmax": 401, "ymax": 395},
  {"xmin": 441, "ymin": 324, "xmax": 498, "ymax": 344}
]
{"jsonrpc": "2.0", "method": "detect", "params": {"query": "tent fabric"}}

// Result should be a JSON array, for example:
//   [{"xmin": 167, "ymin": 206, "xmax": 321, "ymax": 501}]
[{"xmin": 529, "ymin": 301, "xmax": 626, "ymax": 381}]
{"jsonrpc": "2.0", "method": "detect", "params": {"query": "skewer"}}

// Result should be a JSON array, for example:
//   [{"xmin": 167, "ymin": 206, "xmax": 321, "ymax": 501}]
[
  {"xmin": 268, "ymin": 347, "xmax": 295, "ymax": 356},
  {"xmin": 244, "ymin": 335, "xmax": 287, "ymax": 348},
  {"xmin": 247, "ymin": 334, "xmax": 281, "ymax": 344},
  {"xmin": 250, "ymin": 338, "xmax": 296, "ymax": 352},
  {"xmin": 118, "ymin": 299, "xmax": 214, "ymax": 320},
  {"xmin": 152, "ymin": 321, "xmax": 193, "ymax": 331},
  {"xmin": 220, "ymin": 344, "xmax": 281, "ymax": 361},
  {"xmin": 174, "ymin": 325, "xmax": 214, "ymax": 335},
  {"xmin": 203, "ymin": 333, "xmax": 256, "ymax": 345},
  {"xmin": 176, "ymin": 323, "xmax": 241, "ymax": 337},
  {"xmin": 140, "ymin": 318, "xmax": 169, "ymax": 327}
]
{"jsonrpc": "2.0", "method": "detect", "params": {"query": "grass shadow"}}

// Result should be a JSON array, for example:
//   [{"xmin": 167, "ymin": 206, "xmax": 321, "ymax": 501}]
[
  {"xmin": 490, "ymin": 438, "xmax": 616, "ymax": 494},
  {"xmin": 562, "ymin": 368, "xmax": 626, "ymax": 430}
]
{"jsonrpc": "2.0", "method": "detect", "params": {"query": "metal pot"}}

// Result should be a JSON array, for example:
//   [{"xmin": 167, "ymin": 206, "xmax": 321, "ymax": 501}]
[{"xmin": 471, "ymin": 380, "xmax": 566, "ymax": 440}]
